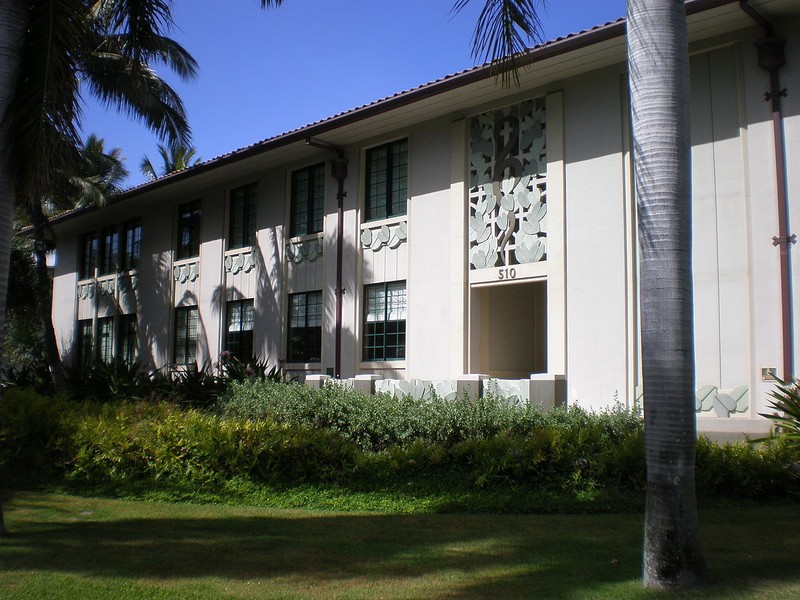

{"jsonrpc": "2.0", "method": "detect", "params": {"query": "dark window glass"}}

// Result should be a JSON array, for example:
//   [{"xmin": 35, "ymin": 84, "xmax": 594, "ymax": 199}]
[
  {"xmin": 121, "ymin": 219, "xmax": 141, "ymax": 271},
  {"xmin": 287, "ymin": 291, "xmax": 322, "ymax": 363},
  {"xmin": 99, "ymin": 226, "xmax": 119, "ymax": 275},
  {"xmin": 80, "ymin": 232, "xmax": 99, "ymax": 279},
  {"xmin": 229, "ymin": 183, "xmax": 257, "ymax": 249},
  {"xmin": 290, "ymin": 164, "xmax": 325, "ymax": 236},
  {"xmin": 96, "ymin": 316, "xmax": 114, "ymax": 364},
  {"xmin": 177, "ymin": 200, "xmax": 201, "ymax": 260},
  {"xmin": 117, "ymin": 313, "xmax": 137, "ymax": 365},
  {"xmin": 363, "ymin": 281, "xmax": 406, "ymax": 361},
  {"xmin": 76, "ymin": 319, "xmax": 93, "ymax": 367},
  {"xmin": 174, "ymin": 306, "xmax": 198, "ymax": 366},
  {"xmin": 365, "ymin": 139, "xmax": 408, "ymax": 221},
  {"xmin": 225, "ymin": 299, "xmax": 255, "ymax": 360}
]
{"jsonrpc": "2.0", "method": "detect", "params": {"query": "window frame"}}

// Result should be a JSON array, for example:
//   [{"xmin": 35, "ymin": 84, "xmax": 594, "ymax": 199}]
[
  {"xmin": 98, "ymin": 226, "xmax": 119, "ymax": 276},
  {"xmin": 95, "ymin": 316, "xmax": 114, "ymax": 364},
  {"xmin": 79, "ymin": 231, "xmax": 99, "ymax": 280},
  {"xmin": 224, "ymin": 299, "xmax": 255, "ymax": 361},
  {"xmin": 117, "ymin": 313, "xmax": 138, "ymax": 366},
  {"xmin": 362, "ymin": 281, "xmax": 406, "ymax": 362},
  {"xmin": 228, "ymin": 183, "xmax": 257, "ymax": 250},
  {"xmin": 290, "ymin": 163, "xmax": 325, "ymax": 237},
  {"xmin": 121, "ymin": 219, "xmax": 142, "ymax": 271},
  {"xmin": 287, "ymin": 291, "xmax": 322, "ymax": 363},
  {"xmin": 176, "ymin": 199, "xmax": 201, "ymax": 260},
  {"xmin": 173, "ymin": 306, "xmax": 199, "ymax": 367},
  {"xmin": 76, "ymin": 319, "xmax": 93, "ymax": 367},
  {"xmin": 365, "ymin": 139, "xmax": 408, "ymax": 222}
]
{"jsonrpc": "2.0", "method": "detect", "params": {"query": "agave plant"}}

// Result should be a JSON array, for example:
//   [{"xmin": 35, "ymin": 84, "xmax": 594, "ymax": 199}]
[{"xmin": 759, "ymin": 377, "xmax": 800, "ymax": 444}]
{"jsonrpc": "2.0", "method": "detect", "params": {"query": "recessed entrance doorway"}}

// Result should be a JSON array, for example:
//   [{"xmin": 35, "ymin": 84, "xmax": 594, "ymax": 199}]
[{"xmin": 470, "ymin": 280, "xmax": 547, "ymax": 378}]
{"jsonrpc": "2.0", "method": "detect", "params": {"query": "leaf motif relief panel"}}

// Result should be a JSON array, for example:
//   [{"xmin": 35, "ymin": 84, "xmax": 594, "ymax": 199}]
[{"xmin": 469, "ymin": 98, "xmax": 547, "ymax": 270}]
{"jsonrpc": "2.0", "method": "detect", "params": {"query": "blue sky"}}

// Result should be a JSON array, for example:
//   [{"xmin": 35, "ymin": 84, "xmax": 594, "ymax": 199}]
[{"xmin": 80, "ymin": 0, "xmax": 627, "ymax": 186}]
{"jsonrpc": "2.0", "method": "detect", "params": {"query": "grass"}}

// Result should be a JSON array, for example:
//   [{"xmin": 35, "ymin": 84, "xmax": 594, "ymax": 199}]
[{"xmin": 1, "ymin": 492, "xmax": 799, "ymax": 599}]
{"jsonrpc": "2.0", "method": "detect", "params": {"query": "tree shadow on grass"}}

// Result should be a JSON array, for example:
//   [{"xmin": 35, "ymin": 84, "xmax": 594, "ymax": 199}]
[{"xmin": 2, "ymin": 496, "xmax": 800, "ymax": 598}]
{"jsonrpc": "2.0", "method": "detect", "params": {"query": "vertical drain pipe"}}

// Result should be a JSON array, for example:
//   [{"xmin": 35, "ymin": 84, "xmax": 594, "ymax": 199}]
[
  {"xmin": 306, "ymin": 138, "xmax": 348, "ymax": 378},
  {"xmin": 330, "ymin": 156, "xmax": 348, "ymax": 379},
  {"xmin": 740, "ymin": 1, "xmax": 796, "ymax": 378}
]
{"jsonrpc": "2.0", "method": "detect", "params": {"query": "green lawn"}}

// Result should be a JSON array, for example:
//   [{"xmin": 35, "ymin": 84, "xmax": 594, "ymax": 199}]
[{"xmin": 1, "ymin": 492, "xmax": 798, "ymax": 599}]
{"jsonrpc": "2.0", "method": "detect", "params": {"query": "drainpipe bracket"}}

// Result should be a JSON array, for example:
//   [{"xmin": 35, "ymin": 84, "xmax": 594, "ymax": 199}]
[
  {"xmin": 772, "ymin": 234, "xmax": 797, "ymax": 247},
  {"xmin": 765, "ymin": 88, "xmax": 788, "ymax": 101}
]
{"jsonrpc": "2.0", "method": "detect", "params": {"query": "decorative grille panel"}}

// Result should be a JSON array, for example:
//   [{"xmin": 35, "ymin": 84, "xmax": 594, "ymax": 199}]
[{"xmin": 469, "ymin": 98, "xmax": 547, "ymax": 270}]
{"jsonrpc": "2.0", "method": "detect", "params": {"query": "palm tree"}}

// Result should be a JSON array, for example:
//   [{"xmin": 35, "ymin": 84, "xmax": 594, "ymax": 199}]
[
  {"xmin": 0, "ymin": 0, "xmax": 196, "ymax": 534},
  {"xmin": 140, "ymin": 142, "xmax": 201, "ymax": 180},
  {"xmin": 627, "ymin": 0, "xmax": 705, "ymax": 588},
  {"xmin": 466, "ymin": 0, "xmax": 706, "ymax": 587},
  {"xmin": 26, "ymin": 134, "xmax": 129, "ymax": 388},
  {"xmin": 3, "ymin": 0, "xmax": 197, "ymax": 387}
]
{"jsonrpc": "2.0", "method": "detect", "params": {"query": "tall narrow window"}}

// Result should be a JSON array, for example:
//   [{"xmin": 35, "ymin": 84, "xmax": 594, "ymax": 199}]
[
  {"xmin": 177, "ymin": 200, "xmax": 201, "ymax": 260},
  {"xmin": 290, "ymin": 164, "xmax": 325, "ymax": 236},
  {"xmin": 229, "ymin": 183, "xmax": 257, "ymax": 249},
  {"xmin": 121, "ymin": 219, "xmax": 141, "ymax": 271},
  {"xmin": 117, "ymin": 313, "xmax": 138, "ymax": 365},
  {"xmin": 365, "ymin": 139, "xmax": 408, "ymax": 221},
  {"xmin": 76, "ymin": 319, "xmax": 93, "ymax": 367},
  {"xmin": 287, "ymin": 291, "xmax": 322, "ymax": 362},
  {"xmin": 174, "ymin": 306, "xmax": 198, "ymax": 366},
  {"xmin": 95, "ymin": 316, "xmax": 114, "ymax": 364},
  {"xmin": 99, "ymin": 226, "xmax": 119, "ymax": 275},
  {"xmin": 363, "ymin": 281, "xmax": 406, "ymax": 361},
  {"xmin": 80, "ymin": 232, "xmax": 99, "ymax": 279},
  {"xmin": 225, "ymin": 299, "xmax": 255, "ymax": 360}
]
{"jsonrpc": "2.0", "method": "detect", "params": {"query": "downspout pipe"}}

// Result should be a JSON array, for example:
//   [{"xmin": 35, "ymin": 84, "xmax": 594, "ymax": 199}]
[
  {"xmin": 740, "ymin": 1, "xmax": 796, "ymax": 379},
  {"xmin": 305, "ymin": 138, "xmax": 348, "ymax": 378}
]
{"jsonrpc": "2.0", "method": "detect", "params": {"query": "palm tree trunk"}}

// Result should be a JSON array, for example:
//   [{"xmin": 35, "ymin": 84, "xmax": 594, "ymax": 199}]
[
  {"xmin": 0, "ymin": 0, "xmax": 29, "ymax": 538},
  {"xmin": 29, "ymin": 196, "xmax": 64, "ymax": 388},
  {"xmin": 627, "ymin": 0, "xmax": 706, "ymax": 588}
]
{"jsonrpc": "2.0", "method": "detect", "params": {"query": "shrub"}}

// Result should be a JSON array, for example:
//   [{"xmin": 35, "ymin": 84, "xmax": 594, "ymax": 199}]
[
  {"xmin": 65, "ymin": 401, "xmax": 357, "ymax": 487},
  {"xmin": 216, "ymin": 381, "xmax": 643, "ymax": 452},
  {"xmin": 758, "ymin": 377, "xmax": 800, "ymax": 445},
  {"xmin": 0, "ymin": 388, "xmax": 72, "ymax": 476}
]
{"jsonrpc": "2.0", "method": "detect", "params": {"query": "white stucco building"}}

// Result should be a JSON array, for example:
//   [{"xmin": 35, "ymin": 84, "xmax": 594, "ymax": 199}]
[{"xmin": 49, "ymin": 0, "xmax": 799, "ymax": 437}]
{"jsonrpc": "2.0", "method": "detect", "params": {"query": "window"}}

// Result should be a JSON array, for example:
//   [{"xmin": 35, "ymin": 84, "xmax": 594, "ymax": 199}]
[
  {"xmin": 99, "ymin": 226, "xmax": 119, "ymax": 275},
  {"xmin": 225, "ymin": 299, "xmax": 254, "ymax": 360},
  {"xmin": 290, "ymin": 164, "xmax": 325, "ymax": 236},
  {"xmin": 287, "ymin": 291, "xmax": 322, "ymax": 362},
  {"xmin": 96, "ymin": 316, "xmax": 114, "ymax": 364},
  {"xmin": 80, "ymin": 232, "xmax": 99, "ymax": 279},
  {"xmin": 363, "ymin": 281, "xmax": 406, "ymax": 361},
  {"xmin": 174, "ymin": 306, "xmax": 198, "ymax": 366},
  {"xmin": 121, "ymin": 219, "xmax": 142, "ymax": 271},
  {"xmin": 365, "ymin": 139, "xmax": 408, "ymax": 221},
  {"xmin": 76, "ymin": 319, "xmax": 93, "ymax": 367},
  {"xmin": 177, "ymin": 200, "xmax": 201, "ymax": 260},
  {"xmin": 229, "ymin": 183, "xmax": 257, "ymax": 249},
  {"xmin": 117, "ymin": 313, "xmax": 137, "ymax": 365}
]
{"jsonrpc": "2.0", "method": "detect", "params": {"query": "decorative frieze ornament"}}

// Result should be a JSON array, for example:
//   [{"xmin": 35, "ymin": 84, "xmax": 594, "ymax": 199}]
[
  {"xmin": 76, "ymin": 282, "xmax": 95, "ymax": 300},
  {"xmin": 173, "ymin": 261, "xmax": 199, "ymax": 283},
  {"xmin": 360, "ymin": 221, "xmax": 407, "ymax": 252},
  {"xmin": 118, "ymin": 274, "xmax": 138, "ymax": 292},
  {"xmin": 286, "ymin": 239, "xmax": 323, "ymax": 264},
  {"xmin": 695, "ymin": 385, "xmax": 749, "ymax": 418},
  {"xmin": 469, "ymin": 98, "xmax": 547, "ymax": 270},
  {"xmin": 224, "ymin": 249, "xmax": 257, "ymax": 273}
]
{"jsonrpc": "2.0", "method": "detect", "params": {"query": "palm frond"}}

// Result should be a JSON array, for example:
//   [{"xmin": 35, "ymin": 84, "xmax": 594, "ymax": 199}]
[
  {"xmin": 98, "ymin": 33, "xmax": 198, "ymax": 81},
  {"xmin": 91, "ymin": 0, "xmax": 175, "ymax": 62},
  {"xmin": 453, "ymin": 0, "xmax": 546, "ymax": 86},
  {"xmin": 81, "ymin": 49, "xmax": 191, "ymax": 145},
  {"xmin": 5, "ymin": 0, "xmax": 88, "ymax": 200}
]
